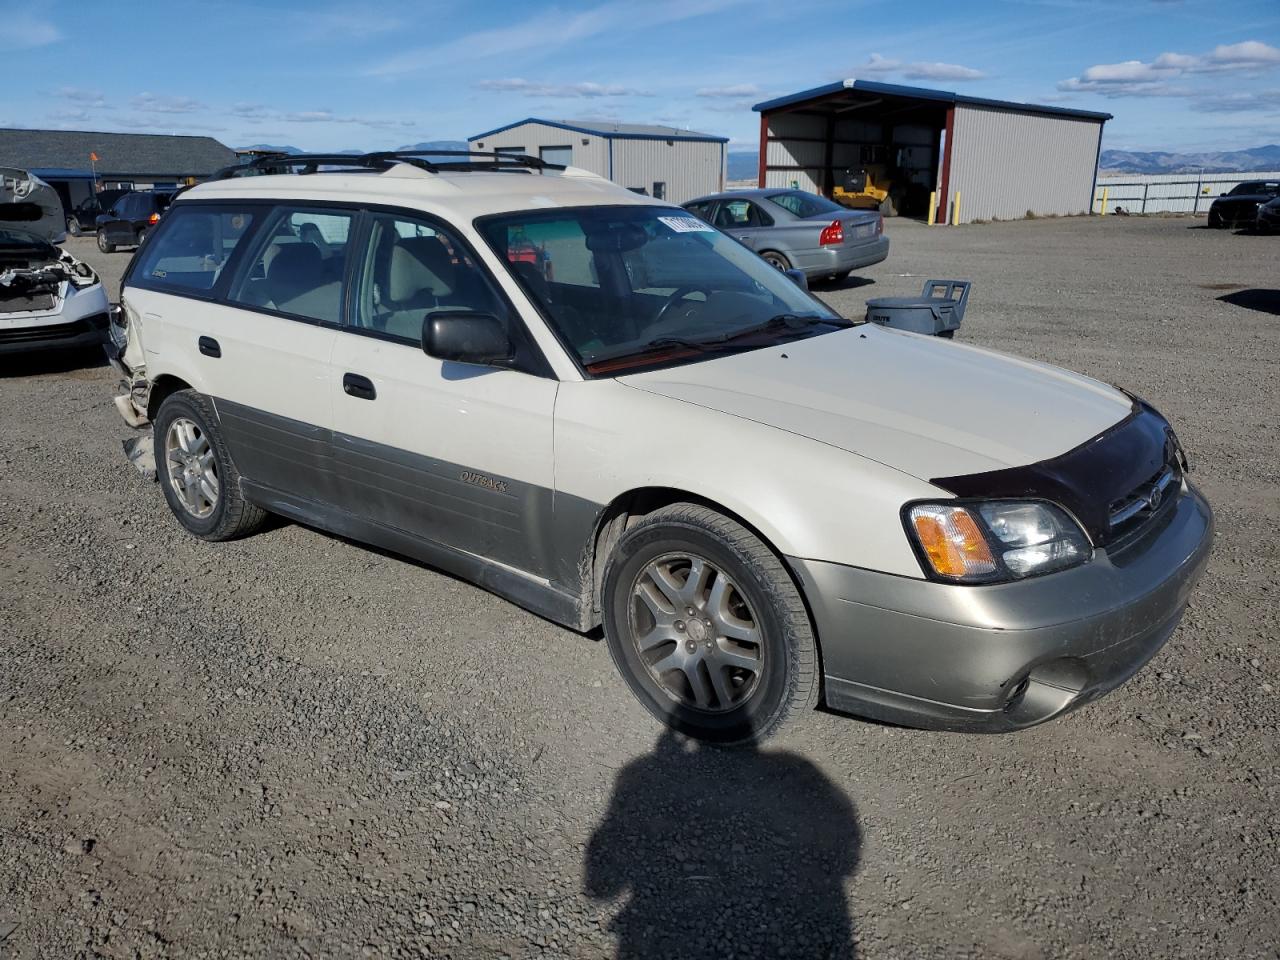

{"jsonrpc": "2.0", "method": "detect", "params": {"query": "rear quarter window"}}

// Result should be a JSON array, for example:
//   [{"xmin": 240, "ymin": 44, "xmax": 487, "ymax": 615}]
[{"xmin": 129, "ymin": 205, "xmax": 258, "ymax": 294}]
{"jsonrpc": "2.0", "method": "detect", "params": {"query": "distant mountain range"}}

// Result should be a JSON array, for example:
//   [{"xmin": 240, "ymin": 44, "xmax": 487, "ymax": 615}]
[
  {"xmin": 726, "ymin": 144, "xmax": 1280, "ymax": 181},
  {"xmin": 727, "ymin": 151, "xmax": 758, "ymax": 181},
  {"xmin": 238, "ymin": 142, "xmax": 1279, "ymax": 180},
  {"xmin": 235, "ymin": 141, "xmax": 471, "ymax": 157},
  {"xmin": 1099, "ymin": 144, "xmax": 1280, "ymax": 174}
]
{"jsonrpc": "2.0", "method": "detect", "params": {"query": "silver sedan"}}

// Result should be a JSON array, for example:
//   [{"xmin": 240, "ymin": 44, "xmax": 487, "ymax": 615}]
[{"xmin": 684, "ymin": 188, "xmax": 889, "ymax": 282}]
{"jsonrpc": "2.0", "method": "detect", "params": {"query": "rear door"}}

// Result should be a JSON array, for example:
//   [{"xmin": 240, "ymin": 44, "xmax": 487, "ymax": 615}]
[
  {"xmin": 127, "ymin": 202, "xmax": 351, "ymax": 503},
  {"xmin": 329, "ymin": 209, "xmax": 558, "ymax": 576},
  {"xmin": 712, "ymin": 199, "xmax": 772, "ymax": 250}
]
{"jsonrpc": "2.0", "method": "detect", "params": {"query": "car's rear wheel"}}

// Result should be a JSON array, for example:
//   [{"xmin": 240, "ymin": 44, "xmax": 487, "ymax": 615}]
[
  {"xmin": 759, "ymin": 250, "xmax": 790, "ymax": 271},
  {"xmin": 154, "ymin": 390, "xmax": 267, "ymax": 541},
  {"xmin": 602, "ymin": 503, "xmax": 817, "ymax": 744},
  {"xmin": 67, "ymin": 218, "xmax": 81, "ymax": 237},
  {"xmin": 96, "ymin": 230, "xmax": 114, "ymax": 253},
  {"xmin": 136, "ymin": 229, "xmax": 148, "ymax": 247}
]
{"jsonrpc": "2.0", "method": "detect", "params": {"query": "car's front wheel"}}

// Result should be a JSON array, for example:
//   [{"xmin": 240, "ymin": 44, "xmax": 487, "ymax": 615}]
[
  {"xmin": 1207, "ymin": 210, "xmax": 1222, "ymax": 229},
  {"xmin": 154, "ymin": 390, "xmax": 267, "ymax": 541},
  {"xmin": 602, "ymin": 503, "xmax": 818, "ymax": 744},
  {"xmin": 96, "ymin": 230, "xmax": 114, "ymax": 253},
  {"xmin": 67, "ymin": 218, "xmax": 82, "ymax": 237}
]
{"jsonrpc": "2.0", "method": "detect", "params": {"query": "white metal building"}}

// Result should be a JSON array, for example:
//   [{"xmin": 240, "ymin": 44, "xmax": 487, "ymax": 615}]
[
  {"xmin": 468, "ymin": 119, "xmax": 728, "ymax": 204},
  {"xmin": 754, "ymin": 80, "xmax": 1112, "ymax": 223}
]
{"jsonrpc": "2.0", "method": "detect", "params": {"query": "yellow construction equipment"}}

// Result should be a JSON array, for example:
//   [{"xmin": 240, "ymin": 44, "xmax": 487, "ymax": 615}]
[{"xmin": 833, "ymin": 165, "xmax": 898, "ymax": 215}]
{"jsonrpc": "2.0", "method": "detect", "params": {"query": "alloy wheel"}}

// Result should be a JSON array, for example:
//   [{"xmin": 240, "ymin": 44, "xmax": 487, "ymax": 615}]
[
  {"xmin": 628, "ymin": 553, "xmax": 765, "ymax": 713},
  {"xmin": 164, "ymin": 417, "xmax": 219, "ymax": 518}
]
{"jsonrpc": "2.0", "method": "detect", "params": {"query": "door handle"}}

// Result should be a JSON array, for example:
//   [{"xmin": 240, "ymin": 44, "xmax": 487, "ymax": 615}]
[
  {"xmin": 198, "ymin": 336, "xmax": 221, "ymax": 358},
  {"xmin": 342, "ymin": 372, "xmax": 377, "ymax": 401}
]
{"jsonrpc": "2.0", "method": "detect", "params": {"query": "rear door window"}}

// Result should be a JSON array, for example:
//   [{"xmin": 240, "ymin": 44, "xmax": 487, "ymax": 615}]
[
  {"xmin": 130, "ymin": 205, "xmax": 258, "ymax": 293},
  {"xmin": 226, "ymin": 206, "xmax": 354, "ymax": 324}
]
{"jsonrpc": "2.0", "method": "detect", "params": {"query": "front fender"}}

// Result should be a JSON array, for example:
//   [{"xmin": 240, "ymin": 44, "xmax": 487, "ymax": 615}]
[{"xmin": 553, "ymin": 379, "xmax": 936, "ymax": 578}]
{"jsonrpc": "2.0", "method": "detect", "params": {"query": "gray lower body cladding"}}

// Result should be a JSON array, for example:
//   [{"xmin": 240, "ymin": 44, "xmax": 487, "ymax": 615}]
[
  {"xmin": 211, "ymin": 398, "xmax": 604, "ymax": 629},
  {"xmin": 790, "ymin": 483, "xmax": 1214, "ymax": 732}
]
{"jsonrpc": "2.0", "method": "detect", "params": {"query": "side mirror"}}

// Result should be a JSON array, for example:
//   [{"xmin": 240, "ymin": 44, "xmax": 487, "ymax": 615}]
[
  {"xmin": 422, "ymin": 311, "xmax": 513, "ymax": 366},
  {"xmin": 784, "ymin": 268, "xmax": 808, "ymax": 291}
]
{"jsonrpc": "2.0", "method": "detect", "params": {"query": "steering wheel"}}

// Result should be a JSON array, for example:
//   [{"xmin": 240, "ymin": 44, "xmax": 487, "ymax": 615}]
[{"xmin": 653, "ymin": 286, "xmax": 712, "ymax": 327}]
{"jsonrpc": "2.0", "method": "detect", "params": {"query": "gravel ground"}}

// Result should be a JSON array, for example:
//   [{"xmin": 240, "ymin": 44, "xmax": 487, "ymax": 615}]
[{"xmin": 1, "ymin": 217, "xmax": 1277, "ymax": 959}]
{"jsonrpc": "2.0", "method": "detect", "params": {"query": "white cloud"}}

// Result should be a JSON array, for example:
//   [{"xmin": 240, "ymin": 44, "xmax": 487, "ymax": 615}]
[
  {"xmin": 1190, "ymin": 89, "xmax": 1280, "ymax": 113},
  {"xmin": 1059, "ymin": 40, "xmax": 1280, "ymax": 95},
  {"xmin": 231, "ymin": 103, "xmax": 413, "ymax": 130},
  {"xmin": 903, "ymin": 61, "xmax": 986, "ymax": 81},
  {"xmin": 368, "ymin": 0, "xmax": 747, "ymax": 75},
  {"xmin": 0, "ymin": 11, "xmax": 60, "ymax": 50},
  {"xmin": 850, "ymin": 53, "xmax": 985, "ymax": 82},
  {"xmin": 132, "ymin": 93, "xmax": 206, "ymax": 114},
  {"xmin": 696, "ymin": 84, "xmax": 764, "ymax": 98},
  {"xmin": 54, "ymin": 87, "xmax": 108, "ymax": 109},
  {"xmin": 477, "ymin": 78, "xmax": 651, "ymax": 98}
]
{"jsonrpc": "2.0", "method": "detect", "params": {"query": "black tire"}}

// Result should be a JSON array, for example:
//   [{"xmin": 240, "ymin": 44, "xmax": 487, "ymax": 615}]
[
  {"xmin": 937, "ymin": 329, "xmax": 956, "ymax": 339},
  {"xmin": 136, "ymin": 229, "xmax": 147, "ymax": 247},
  {"xmin": 830, "ymin": 270, "xmax": 852, "ymax": 283},
  {"xmin": 1207, "ymin": 211, "xmax": 1222, "ymax": 229},
  {"xmin": 67, "ymin": 218, "xmax": 82, "ymax": 237},
  {"xmin": 154, "ymin": 390, "xmax": 267, "ymax": 541},
  {"xmin": 759, "ymin": 250, "xmax": 790, "ymax": 271},
  {"xmin": 601, "ymin": 503, "xmax": 818, "ymax": 744},
  {"xmin": 96, "ymin": 230, "xmax": 115, "ymax": 254}
]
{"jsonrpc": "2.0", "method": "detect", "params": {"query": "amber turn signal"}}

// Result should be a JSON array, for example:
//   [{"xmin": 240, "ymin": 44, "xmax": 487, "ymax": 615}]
[{"xmin": 909, "ymin": 504, "xmax": 997, "ymax": 579}]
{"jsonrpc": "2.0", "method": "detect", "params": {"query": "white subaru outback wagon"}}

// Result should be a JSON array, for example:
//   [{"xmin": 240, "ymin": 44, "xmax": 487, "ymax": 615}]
[{"xmin": 110, "ymin": 152, "xmax": 1213, "ymax": 743}]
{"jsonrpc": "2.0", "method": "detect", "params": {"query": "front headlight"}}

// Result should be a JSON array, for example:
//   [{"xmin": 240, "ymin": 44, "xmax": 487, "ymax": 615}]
[{"xmin": 906, "ymin": 500, "xmax": 1091, "ymax": 583}]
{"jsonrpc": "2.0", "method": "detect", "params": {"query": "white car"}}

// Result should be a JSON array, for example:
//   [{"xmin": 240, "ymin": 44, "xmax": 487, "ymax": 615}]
[
  {"xmin": 109, "ymin": 152, "xmax": 1213, "ymax": 743},
  {"xmin": 1, "ymin": 168, "xmax": 110, "ymax": 355}
]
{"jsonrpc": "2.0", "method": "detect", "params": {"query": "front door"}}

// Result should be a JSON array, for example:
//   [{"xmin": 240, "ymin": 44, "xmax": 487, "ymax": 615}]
[{"xmin": 329, "ymin": 210, "xmax": 558, "ymax": 577}]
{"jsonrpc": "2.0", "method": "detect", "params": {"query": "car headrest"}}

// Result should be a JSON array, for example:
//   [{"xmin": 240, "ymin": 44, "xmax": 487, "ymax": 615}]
[
  {"xmin": 389, "ymin": 235, "xmax": 453, "ymax": 302},
  {"xmin": 267, "ymin": 242, "xmax": 323, "ymax": 298}
]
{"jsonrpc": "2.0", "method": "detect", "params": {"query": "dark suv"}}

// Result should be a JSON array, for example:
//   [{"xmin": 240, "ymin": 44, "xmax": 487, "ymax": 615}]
[{"xmin": 95, "ymin": 190, "xmax": 176, "ymax": 252}]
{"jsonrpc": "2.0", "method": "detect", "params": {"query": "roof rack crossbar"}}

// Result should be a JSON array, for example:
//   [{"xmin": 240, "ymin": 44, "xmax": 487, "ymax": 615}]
[{"xmin": 210, "ymin": 150, "xmax": 564, "ymax": 181}]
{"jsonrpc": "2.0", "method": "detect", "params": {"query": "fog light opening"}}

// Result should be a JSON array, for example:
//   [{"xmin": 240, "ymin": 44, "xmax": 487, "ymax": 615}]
[{"xmin": 1004, "ymin": 676, "xmax": 1031, "ymax": 712}]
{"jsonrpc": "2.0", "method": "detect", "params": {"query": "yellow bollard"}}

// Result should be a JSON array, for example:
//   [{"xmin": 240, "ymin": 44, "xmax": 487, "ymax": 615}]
[
  {"xmin": 951, "ymin": 191, "xmax": 961, "ymax": 226},
  {"xmin": 1099, "ymin": 187, "xmax": 1109, "ymax": 215},
  {"xmin": 927, "ymin": 191, "xmax": 937, "ymax": 225}
]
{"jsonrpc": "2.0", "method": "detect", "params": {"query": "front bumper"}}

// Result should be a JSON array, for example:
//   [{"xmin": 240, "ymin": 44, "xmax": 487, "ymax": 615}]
[
  {"xmin": 0, "ymin": 281, "xmax": 111, "ymax": 355},
  {"xmin": 790, "ymin": 482, "xmax": 1214, "ymax": 732}
]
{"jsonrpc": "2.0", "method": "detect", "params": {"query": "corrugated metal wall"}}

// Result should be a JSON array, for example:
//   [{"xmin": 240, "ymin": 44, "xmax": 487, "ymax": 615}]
[
  {"xmin": 471, "ymin": 122, "xmax": 724, "ymax": 203},
  {"xmin": 949, "ymin": 106, "xmax": 1102, "ymax": 222},
  {"xmin": 1093, "ymin": 170, "xmax": 1280, "ymax": 214},
  {"xmin": 470, "ymin": 123, "xmax": 609, "ymax": 176},
  {"xmin": 610, "ymin": 139, "xmax": 724, "ymax": 203}
]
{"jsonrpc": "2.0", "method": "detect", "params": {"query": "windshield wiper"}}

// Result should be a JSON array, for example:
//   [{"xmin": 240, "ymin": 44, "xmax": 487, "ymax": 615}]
[
  {"xmin": 584, "ymin": 316, "xmax": 856, "ymax": 373},
  {"xmin": 584, "ymin": 336, "xmax": 744, "ymax": 369},
  {"xmin": 706, "ymin": 313, "xmax": 856, "ymax": 345}
]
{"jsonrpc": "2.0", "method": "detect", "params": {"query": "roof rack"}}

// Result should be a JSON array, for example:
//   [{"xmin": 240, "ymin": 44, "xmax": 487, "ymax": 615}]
[{"xmin": 209, "ymin": 149, "xmax": 563, "ymax": 181}]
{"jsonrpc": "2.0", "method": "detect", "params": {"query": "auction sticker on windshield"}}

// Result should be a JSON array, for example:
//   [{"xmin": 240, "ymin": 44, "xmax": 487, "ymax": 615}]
[{"xmin": 658, "ymin": 216, "xmax": 714, "ymax": 233}]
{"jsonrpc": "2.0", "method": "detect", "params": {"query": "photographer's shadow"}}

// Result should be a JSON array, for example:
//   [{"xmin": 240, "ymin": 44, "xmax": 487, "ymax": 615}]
[{"xmin": 585, "ymin": 730, "xmax": 861, "ymax": 959}]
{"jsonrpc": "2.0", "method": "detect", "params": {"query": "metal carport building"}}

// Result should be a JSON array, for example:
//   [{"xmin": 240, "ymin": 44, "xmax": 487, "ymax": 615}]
[{"xmin": 753, "ymin": 80, "xmax": 1111, "ymax": 223}]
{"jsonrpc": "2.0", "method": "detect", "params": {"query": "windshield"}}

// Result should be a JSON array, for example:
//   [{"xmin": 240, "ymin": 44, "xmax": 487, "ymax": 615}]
[
  {"xmin": 478, "ymin": 205, "xmax": 847, "ymax": 375},
  {"xmin": 0, "ymin": 225, "xmax": 55, "ymax": 255},
  {"xmin": 764, "ymin": 190, "xmax": 845, "ymax": 219}
]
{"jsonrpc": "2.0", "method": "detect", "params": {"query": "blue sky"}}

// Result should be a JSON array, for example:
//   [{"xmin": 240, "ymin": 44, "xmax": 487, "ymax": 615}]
[{"xmin": 2, "ymin": 0, "xmax": 1277, "ymax": 154}]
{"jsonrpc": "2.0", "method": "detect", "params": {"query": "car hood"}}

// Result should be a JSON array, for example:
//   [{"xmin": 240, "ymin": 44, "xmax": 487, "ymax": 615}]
[
  {"xmin": 0, "ymin": 167, "xmax": 66, "ymax": 244},
  {"xmin": 1214, "ymin": 194, "xmax": 1275, "ymax": 204},
  {"xmin": 619, "ymin": 324, "xmax": 1134, "ymax": 481}
]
